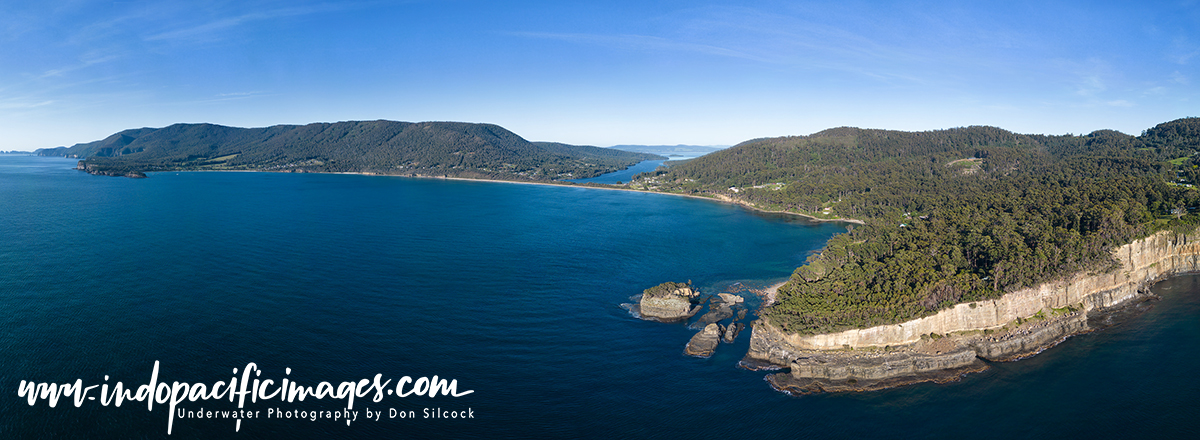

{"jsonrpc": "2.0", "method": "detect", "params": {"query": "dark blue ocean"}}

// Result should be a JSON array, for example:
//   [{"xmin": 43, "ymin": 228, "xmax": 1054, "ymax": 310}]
[{"xmin": 1, "ymin": 155, "xmax": 1196, "ymax": 439}]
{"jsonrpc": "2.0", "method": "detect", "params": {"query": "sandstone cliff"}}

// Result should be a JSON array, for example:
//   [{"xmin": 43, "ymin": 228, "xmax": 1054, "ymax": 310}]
[
  {"xmin": 638, "ymin": 282, "xmax": 700, "ymax": 321},
  {"xmin": 746, "ymin": 228, "xmax": 1200, "ymax": 391}
]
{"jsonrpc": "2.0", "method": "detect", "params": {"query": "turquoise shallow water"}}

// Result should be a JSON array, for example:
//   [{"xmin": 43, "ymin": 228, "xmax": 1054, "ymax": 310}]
[{"xmin": 1, "ymin": 155, "xmax": 1197, "ymax": 439}]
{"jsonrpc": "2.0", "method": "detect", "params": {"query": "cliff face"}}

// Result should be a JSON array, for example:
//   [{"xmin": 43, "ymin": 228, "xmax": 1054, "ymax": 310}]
[
  {"xmin": 638, "ymin": 283, "xmax": 700, "ymax": 321},
  {"xmin": 76, "ymin": 161, "xmax": 146, "ymax": 178},
  {"xmin": 789, "ymin": 348, "xmax": 980, "ymax": 381},
  {"xmin": 763, "ymin": 347, "xmax": 989, "ymax": 394},
  {"xmin": 753, "ymin": 229, "xmax": 1200, "ymax": 353},
  {"xmin": 640, "ymin": 295, "xmax": 693, "ymax": 320},
  {"xmin": 746, "ymin": 229, "xmax": 1200, "ymax": 391}
]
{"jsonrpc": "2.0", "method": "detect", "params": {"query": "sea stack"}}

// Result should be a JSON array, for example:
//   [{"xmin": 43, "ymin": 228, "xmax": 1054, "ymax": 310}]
[
  {"xmin": 639, "ymin": 281, "xmax": 700, "ymax": 321},
  {"xmin": 685, "ymin": 323, "xmax": 722, "ymax": 357}
]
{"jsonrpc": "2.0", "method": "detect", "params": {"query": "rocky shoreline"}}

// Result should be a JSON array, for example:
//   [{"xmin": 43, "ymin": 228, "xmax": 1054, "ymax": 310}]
[
  {"xmin": 753, "ymin": 293, "xmax": 1162, "ymax": 394},
  {"xmin": 742, "ymin": 229, "xmax": 1200, "ymax": 394},
  {"xmin": 628, "ymin": 281, "xmax": 756, "ymax": 358},
  {"xmin": 681, "ymin": 292, "xmax": 750, "ymax": 357},
  {"xmin": 765, "ymin": 352, "xmax": 988, "ymax": 394},
  {"xmin": 76, "ymin": 162, "xmax": 146, "ymax": 178}
]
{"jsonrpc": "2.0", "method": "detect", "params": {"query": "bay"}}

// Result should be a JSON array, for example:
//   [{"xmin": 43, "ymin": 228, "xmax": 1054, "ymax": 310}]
[
  {"xmin": 567, "ymin": 160, "xmax": 666, "ymax": 184},
  {"xmin": 1, "ymin": 155, "xmax": 1196, "ymax": 439}
]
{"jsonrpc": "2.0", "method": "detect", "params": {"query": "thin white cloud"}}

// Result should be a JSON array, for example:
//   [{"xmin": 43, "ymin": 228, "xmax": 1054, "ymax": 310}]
[
  {"xmin": 1172, "ymin": 71, "xmax": 1190, "ymax": 85},
  {"xmin": 1173, "ymin": 50, "xmax": 1199, "ymax": 65},
  {"xmin": 65, "ymin": 5, "xmax": 165, "ymax": 46},
  {"xmin": 1075, "ymin": 76, "xmax": 1106, "ymax": 97},
  {"xmin": 1169, "ymin": 35, "xmax": 1199, "ymax": 64},
  {"xmin": 672, "ymin": 6, "xmax": 934, "ymax": 66},
  {"xmin": 218, "ymin": 91, "xmax": 267, "ymax": 98},
  {"xmin": 0, "ymin": 99, "xmax": 56, "ymax": 110},
  {"xmin": 510, "ymin": 31, "xmax": 772, "ymax": 63},
  {"xmin": 510, "ymin": 27, "xmax": 927, "ymax": 85},
  {"xmin": 39, "ymin": 54, "xmax": 120, "ymax": 79},
  {"xmin": 510, "ymin": 5, "xmax": 1014, "ymax": 87},
  {"xmin": 143, "ymin": 3, "xmax": 350, "ymax": 43},
  {"xmin": 159, "ymin": 92, "xmax": 278, "ymax": 106}
]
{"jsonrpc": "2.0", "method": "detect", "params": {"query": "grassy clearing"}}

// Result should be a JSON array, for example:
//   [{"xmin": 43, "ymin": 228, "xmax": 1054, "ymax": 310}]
[
  {"xmin": 945, "ymin": 157, "xmax": 982, "ymax": 168},
  {"xmin": 1050, "ymin": 305, "xmax": 1077, "ymax": 316}
]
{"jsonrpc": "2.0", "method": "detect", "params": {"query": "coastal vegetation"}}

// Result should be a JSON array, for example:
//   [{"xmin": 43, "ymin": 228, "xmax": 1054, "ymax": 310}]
[
  {"xmin": 632, "ymin": 118, "xmax": 1200, "ymax": 335},
  {"xmin": 36, "ymin": 121, "xmax": 662, "ymax": 181},
  {"xmin": 642, "ymin": 281, "xmax": 694, "ymax": 299}
]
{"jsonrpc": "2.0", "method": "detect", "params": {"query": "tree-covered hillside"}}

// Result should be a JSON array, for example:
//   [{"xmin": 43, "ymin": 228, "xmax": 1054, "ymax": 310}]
[
  {"xmin": 37, "ymin": 121, "xmax": 662, "ymax": 180},
  {"xmin": 633, "ymin": 118, "xmax": 1200, "ymax": 335}
]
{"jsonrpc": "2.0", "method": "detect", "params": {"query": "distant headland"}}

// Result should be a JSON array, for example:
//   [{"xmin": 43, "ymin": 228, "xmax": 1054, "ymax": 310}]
[{"xmin": 36, "ymin": 120, "xmax": 663, "ymax": 181}]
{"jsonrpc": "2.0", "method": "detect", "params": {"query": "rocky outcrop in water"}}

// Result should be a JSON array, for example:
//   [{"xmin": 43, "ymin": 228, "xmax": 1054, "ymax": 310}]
[
  {"xmin": 691, "ymin": 303, "xmax": 734, "ymax": 329},
  {"xmin": 686, "ymin": 323, "xmax": 722, "ymax": 357},
  {"xmin": 638, "ymin": 281, "xmax": 700, "ymax": 321},
  {"xmin": 717, "ymin": 293, "xmax": 744, "ymax": 304},
  {"xmin": 724, "ymin": 322, "xmax": 744, "ymax": 343}
]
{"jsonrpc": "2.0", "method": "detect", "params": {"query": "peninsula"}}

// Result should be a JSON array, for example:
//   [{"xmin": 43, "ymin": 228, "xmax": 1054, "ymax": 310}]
[{"xmin": 626, "ymin": 117, "xmax": 1200, "ymax": 392}]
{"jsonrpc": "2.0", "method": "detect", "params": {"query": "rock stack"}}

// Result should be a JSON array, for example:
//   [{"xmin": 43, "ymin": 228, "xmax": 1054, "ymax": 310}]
[
  {"xmin": 685, "ymin": 323, "xmax": 722, "ymax": 357},
  {"xmin": 638, "ymin": 281, "xmax": 700, "ymax": 321}
]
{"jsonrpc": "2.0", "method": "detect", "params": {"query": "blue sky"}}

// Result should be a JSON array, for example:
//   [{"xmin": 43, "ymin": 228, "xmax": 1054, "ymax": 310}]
[{"xmin": 1, "ymin": 0, "xmax": 1197, "ymax": 150}]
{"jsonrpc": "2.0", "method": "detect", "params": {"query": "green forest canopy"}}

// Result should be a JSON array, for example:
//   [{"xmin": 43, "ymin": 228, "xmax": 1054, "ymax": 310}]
[
  {"xmin": 633, "ymin": 118, "xmax": 1200, "ymax": 335},
  {"xmin": 36, "ymin": 121, "xmax": 662, "ymax": 181}
]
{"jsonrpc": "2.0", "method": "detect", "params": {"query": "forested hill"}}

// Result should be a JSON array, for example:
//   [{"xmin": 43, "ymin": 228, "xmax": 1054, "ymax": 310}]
[
  {"xmin": 633, "ymin": 117, "xmax": 1200, "ymax": 335},
  {"xmin": 35, "ymin": 121, "xmax": 662, "ymax": 180}
]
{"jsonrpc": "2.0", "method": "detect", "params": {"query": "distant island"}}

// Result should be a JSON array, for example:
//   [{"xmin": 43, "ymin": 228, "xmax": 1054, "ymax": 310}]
[{"xmin": 35, "ymin": 121, "xmax": 662, "ymax": 180}]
